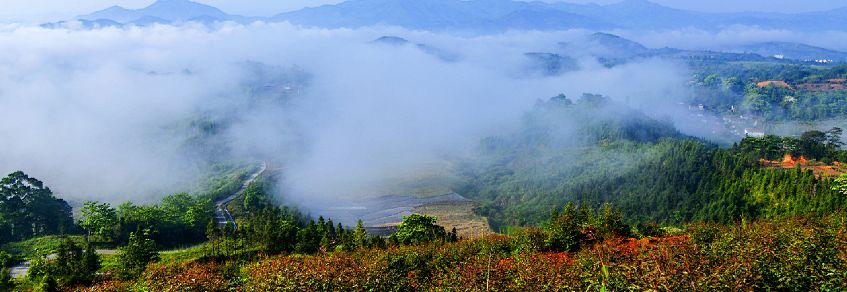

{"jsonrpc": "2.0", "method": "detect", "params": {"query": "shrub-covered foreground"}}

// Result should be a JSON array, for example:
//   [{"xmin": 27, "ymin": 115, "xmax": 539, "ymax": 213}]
[{"xmin": 76, "ymin": 214, "xmax": 846, "ymax": 291}]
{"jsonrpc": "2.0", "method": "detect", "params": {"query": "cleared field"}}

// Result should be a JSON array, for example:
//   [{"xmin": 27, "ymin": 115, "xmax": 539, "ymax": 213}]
[
  {"xmin": 312, "ymin": 192, "xmax": 493, "ymax": 238},
  {"xmin": 762, "ymin": 155, "xmax": 846, "ymax": 177},
  {"xmin": 411, "ymin": 200, "xmax": 493, "ymax": 239}
]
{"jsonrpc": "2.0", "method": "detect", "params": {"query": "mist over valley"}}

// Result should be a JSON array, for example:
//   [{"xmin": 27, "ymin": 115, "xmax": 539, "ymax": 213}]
[{"xmin": 1, "ymin": 1, "xmax": 846, "ymax": 289}]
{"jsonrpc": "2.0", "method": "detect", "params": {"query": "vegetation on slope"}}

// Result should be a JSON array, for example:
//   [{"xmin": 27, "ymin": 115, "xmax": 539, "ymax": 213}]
[
  {"xmin": 691, "ymin": 64, "xmax": 847, "ymax": 120},
  {"xmin": 75, "ymin": 209, "xmax": 847, "ymax": 291},
  {"xmin": 458, "ymin": 94, "xmax": 847, "ymax": 228}
]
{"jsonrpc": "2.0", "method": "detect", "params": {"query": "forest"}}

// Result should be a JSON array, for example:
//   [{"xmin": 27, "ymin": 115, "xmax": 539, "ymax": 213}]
[
  {"xmin": 458, "ymin": 94, "xmax": 847, "ymax": 228},
  {"xmin": 691, "ymin": 64, "xmax": 847, "ymax": 120},
  {"xmin": 4, "ymin": 0, "xmax": 847, "ymax": 289},
  {"xmin": 2, "ymin": 91, "xmax": 846, "ymax": 291}
]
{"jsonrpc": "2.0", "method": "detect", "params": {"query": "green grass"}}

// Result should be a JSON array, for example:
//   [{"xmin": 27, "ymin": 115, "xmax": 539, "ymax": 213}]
[
  {"xmin": 98, "ymin": 243, "xmax": 210, "ymax": 274},
  {"xmin": 159, "ymin": 244, "xmax": 208, "ymax": 264},
  {"xmin": 0, "ymin": 235, "xmax": 86, "ymax": 261},
  {"xmin": 192, "ymin": 161, "xmax": 256, "ymax": 201},
  {"xmin": 99, "ymin": 253, "xmax": 120, "ymax": 273}
]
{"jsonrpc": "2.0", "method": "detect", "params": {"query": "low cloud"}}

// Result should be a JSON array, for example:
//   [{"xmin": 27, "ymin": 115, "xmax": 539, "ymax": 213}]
[
  {"xmin": 618, "ymin": 26, "xmax": 847, "ymax": 51},
  {"xmin": 0, "ymin": 22, "xmax": 755, "ymax": 207}
]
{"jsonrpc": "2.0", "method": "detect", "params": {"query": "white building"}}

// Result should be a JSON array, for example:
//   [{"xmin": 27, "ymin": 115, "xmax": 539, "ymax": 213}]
[{"xmin": 744, "ymin": 128, "xmax": 765, "ymax": 138}]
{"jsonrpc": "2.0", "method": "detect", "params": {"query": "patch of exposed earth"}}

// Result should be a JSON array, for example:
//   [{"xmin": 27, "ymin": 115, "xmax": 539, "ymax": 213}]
[{"xmin": 312, "ymin": 192, "xmax": 493, "ymax": 238}]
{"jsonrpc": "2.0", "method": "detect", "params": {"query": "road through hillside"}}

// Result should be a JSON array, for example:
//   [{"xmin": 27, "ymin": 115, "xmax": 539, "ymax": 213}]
[
  {"xmin": 9, "ymin": 162, "xmax": 268, "ymax": 279},
  {"xmin": 214, "ymin": 162, "xmax": 268, "ymax": 229}
]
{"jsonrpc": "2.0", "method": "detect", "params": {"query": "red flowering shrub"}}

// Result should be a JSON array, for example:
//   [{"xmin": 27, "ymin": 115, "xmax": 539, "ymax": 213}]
[
  {"xmin": 72, "ymin": 215, "xmax": 847, "ymax": 291},
  {"xmin": 142, "ymin": 261, "xmax": 229, "ymax": 291}
]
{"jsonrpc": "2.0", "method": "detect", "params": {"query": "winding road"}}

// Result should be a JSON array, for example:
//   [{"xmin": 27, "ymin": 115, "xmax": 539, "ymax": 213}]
[
  {"xmin": 215, "ymin": 161, "xmax": 267, "ymax": 230},
  {"xmin": 8, "ymin": 162, "xmax": 267, "ymax": 279}
]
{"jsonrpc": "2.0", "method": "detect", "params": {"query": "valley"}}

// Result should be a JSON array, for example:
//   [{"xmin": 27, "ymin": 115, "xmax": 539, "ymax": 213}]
[{"xmin": 1, "ymin": 0, "xmax": 846, "ymax": 290}]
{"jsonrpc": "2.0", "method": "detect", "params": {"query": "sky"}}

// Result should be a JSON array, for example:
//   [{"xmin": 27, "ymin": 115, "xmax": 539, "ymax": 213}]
[{"xmin": 0, "ymin": 0, "xmax": 845, "ymax": 22}]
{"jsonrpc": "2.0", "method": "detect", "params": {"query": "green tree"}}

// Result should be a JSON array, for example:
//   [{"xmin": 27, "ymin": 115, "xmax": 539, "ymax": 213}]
[
  {"xmin": 81, "ymin": 243, "xmax": 100, "ymax": 282},
  {"xmin": 36, "ymin": 274, "xmax": 57, "ymax": 292},
  {"xmin": 545, "ymin": 203, "xmax": 582, "ymax": 252},
  {"xmin": 595, "ymin": 203, "xmax": 630, "ymax": 240},
  {"xmin": 800, "ymin": 130, "xmax": 828, "ymax": 159},
  {"xmin": 722, "ymin": 76, "xmax": 744, "ymax": 93},
  {"xmin": 0, "ymin": 251, "xmax": 10, "ymax": 267},
  {"xmin": 242, "ymin": 180, "xmax": 268, "ymax": 212},
  {"xmin": 353, "ymin": 219, "xmax": 367, "ymax": 249},
  {"xmin": 54, "ymin": 238, "xmax": 99, "ymax": 285},
  {"xmin": 160, "ymin": 192, "xmax": 214, "ymax": 232},
  {"xmin": 834, "ymin": 174, "xmax": 847, "ymax": 196},
  {"xmin": 391, "ymin": 214, "xmax": 447, "ymax": 245},
  {"xmin": 27, "ymin": 255, "xmax": 52, "ymax": 281},
  {"xmin": 0, "ymin": 266, "xmax": 13, "ymax": 292},
  {"xmin": 703, "ymin": 74, "xmax": 721, "ymax": 88},
  {"xmin": 116, "ymin": 229, "xmax": 159, "ymax": 279},
  {"xmin": 0, "ymin": 171, "xmax": 73, "ymax": 242},
  {"xmin": 79, "ymin": 201, "xmax": 118, "ymax": 242},
  {"xmin": 295, "ymin": 220, "xmax": 320, "ymax": 253}
]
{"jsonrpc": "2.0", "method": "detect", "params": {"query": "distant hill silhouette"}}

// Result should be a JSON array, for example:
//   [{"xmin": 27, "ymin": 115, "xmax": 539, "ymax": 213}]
[
  {"xmin": 75, "ymin": 0, "xmax": 254, "ymax": 25},
  {"xmin": 271, "ymin": 0, "xmax": 847, "ymax": 32}
]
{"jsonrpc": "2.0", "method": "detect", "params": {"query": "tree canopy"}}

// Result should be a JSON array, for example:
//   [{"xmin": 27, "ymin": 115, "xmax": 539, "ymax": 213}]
[{"xmin": 0, "ymin": 171, "xmax": 74, "ymax": 243}]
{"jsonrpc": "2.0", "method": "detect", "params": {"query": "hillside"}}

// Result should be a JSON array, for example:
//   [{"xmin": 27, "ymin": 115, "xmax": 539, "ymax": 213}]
[
  {"xmin": 271, "ymin": 0, "xmax": 614, "ymax": 32},
  {"xmin": 270, "ymin": 0, "xmax": 847, "ymax": 32},
  {"xmin": 48, "ymin": 0, "xmax": 847, "ymax": 33},
  {"xmin": 456, "ymin": 94, "xmax": 847, "ymax": 228},
  {"xmin": 740, "ymin": 42, "xmax": 847, "ymax": 62},
  {"xmin": 77, "ymin": 0, "xmax": 252, "ymax": 24}
]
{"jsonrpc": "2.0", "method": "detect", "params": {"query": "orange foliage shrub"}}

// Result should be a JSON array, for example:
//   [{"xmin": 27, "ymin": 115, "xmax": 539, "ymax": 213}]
[
  {"xmin": 74, "ymin": 215, "xmax": 847, "ymax": 291},
  {"xmin": 144, "ymin": 261, "xmax": 229, "ymax": 291}
]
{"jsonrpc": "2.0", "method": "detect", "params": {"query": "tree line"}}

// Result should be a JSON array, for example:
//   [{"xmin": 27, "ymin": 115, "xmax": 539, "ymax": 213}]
[{"xmin": 460, "ymin": 94, "xmax": 847, "ymax": 229}]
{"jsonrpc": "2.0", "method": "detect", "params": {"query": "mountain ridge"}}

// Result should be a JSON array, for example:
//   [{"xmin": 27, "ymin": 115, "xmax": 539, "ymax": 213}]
[
  {"xmin": 270, "ymin": 0, "xmax": 847, "ymax": 32},
  {"xmin": 62, "ymin": 0, "xmax": 847, "ymax": 33},
  {"xmin": 77, "ymin": 0, "xmax": 253, "ymax": 24}
]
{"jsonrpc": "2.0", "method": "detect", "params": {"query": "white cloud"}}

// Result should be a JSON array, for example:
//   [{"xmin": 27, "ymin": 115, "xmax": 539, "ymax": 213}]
[{"xmin": 3, "ymin": 23, "xmax": 806, "ymax": 208}]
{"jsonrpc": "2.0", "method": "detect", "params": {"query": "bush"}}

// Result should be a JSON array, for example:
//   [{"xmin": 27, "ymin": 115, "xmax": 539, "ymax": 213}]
[
  {"xmin": 72, "ymin": 214, "xmax": 847, "ymax": 291},
  {"xmin": 595, "ymin": 203, "xmax": 630, "ymax": 240},
  {"xmin": 0, "ymin": 267, "xmax": 13, "ymax": 291},
  {"xmin": 0, "ymin": 251, "xmax": 11, "ymax": 268},
  {"xmin": 509, "ymin": 227, "xmax": 546, "ymax": 254},
  {"xmin": 635, "ymin": 222, "xmax": 664, "ymax": 238},
  {"xmin": 685, "ymin": 222, "xmax": 721, "ymax": 246},
  {"xmin": 143, "ymin": 261, "xmax": 228, "ymax": 292},
  {"xmin": 390, "ymin": 214, "xmax": 448, "ymax": 245},
  {"xmin": 544, "ymin": 203, "xmax": 583, "ymax": 252},
  {"xmin": 25, "ymin": 238, "xmax": 100, "ymax": 288},
  {"xmin": 116, "ymin": 229, "xmax": 159, "ymax": 279}
]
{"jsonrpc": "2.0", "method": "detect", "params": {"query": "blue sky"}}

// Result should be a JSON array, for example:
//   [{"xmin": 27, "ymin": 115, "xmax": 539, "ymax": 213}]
[{"xmin": 1, "ymin": 0, "xmax": 845, "ymax": 21}]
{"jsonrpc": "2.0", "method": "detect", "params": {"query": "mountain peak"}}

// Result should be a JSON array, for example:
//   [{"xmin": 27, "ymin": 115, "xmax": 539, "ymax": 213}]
[
  {"xmin": 78, "ymin": 0, "xmax": 240, "ymax": 23},
  {"xmin": 615, "ymin": 0, "xmax": 658, "ymax": 5},
  {"xmin": 145, "ymin": 0, "xmax": 223, "ymax": 11},
  {"xmin": 148, "ymin": 0, "xmax": 207, "ymax": 7},
  {"xmin": 607, "ymin": 0, "xmax": 671, "ymax": 10}
]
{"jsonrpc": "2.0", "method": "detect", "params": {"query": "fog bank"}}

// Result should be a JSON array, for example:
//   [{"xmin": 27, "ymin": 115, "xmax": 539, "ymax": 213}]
[{"xmin": 0, "ymin": 23, "xmax": 735, "ymax": 205}]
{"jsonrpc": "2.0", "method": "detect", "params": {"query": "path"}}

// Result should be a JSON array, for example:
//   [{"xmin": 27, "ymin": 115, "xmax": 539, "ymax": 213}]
[
  {"xmin": 214, "ymin": 162, "xmax": 268, "ymax": 230},
  {"xmin": 8, "ymin": 162, "xmax": 267, "ymax": 279}
]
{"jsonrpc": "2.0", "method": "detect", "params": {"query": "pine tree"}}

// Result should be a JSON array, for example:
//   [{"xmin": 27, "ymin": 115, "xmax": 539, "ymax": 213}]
[
  {"xmin": 354, "ymin": 219, "xmax": 367, "ymax": 249},
  {"xmin": 116, "ymin": 229, "xmax": 159, "ymax": 279}
]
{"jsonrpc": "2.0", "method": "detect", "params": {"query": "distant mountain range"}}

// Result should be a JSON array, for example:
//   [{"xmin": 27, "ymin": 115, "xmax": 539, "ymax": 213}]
[
  {"xmin": 271, "ymin": 0, "xmax": 615, "ymax": 32},
  {"xmin": 270, "ymin": 0, "xmax": 847, "ymax": 32},
  {"xmin": 556, "ymin": 32, "xmax": 847, "ymax": 64},
  {"xmin": 56, "ymin": 0, "xmax": 847, "ymax": 32},
  {"xmin": 43, "ymin": 0, "xmax": 847, "ymax": 62},
  {"xmin": 737, "ymin": 42, "xmax": 847, "ymax": 62},
  {"xmin": 65, "ymin": 0, "xmax": 255, "ymax": 27}
]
